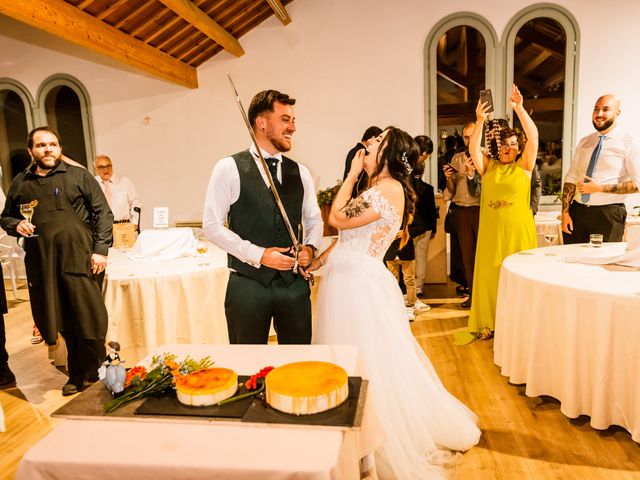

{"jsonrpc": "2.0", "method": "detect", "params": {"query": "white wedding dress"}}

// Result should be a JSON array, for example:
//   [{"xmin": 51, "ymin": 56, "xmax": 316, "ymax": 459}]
[{"xmin": 313, "ymin": 187, "xmax": 481, "ymax": 479}]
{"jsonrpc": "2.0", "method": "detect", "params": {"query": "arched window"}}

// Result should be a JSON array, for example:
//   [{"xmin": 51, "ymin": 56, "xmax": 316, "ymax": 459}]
[
  {"xmin": 424, "ymin": 14, "xmax": 499, "ymax": 187},
  {"xmin": 36, "ymin": 75, "xmax": 96, "ymax": 168},
  {"xmin": 504, "ymin": 5, "xmax": 579, "ymax": 203},
  {"xmin": 0, "ymin": 79, "xmax": 35, "ymax": 191}
]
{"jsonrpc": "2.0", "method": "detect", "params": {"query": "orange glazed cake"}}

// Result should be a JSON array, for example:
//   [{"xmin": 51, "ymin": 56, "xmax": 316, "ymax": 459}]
[
  {"xmin": 265, "ymin": 361, "xmax": 348, "ymax": 415},
  {"xmin": 176, "ymin": 367, "xmax": 238, "ymax": 407}
]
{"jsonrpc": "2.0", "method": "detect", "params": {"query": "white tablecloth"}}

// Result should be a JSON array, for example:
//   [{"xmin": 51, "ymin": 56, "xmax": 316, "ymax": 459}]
[
  {"xmin": 16, "ymin": 344, "xmax": 383, "ymax": 480},
  {"xmin": 494, "ymin": 243, "xmax": 640, "ymax": 442},
  {"xmin": 104, "ymin": 245, "xmax": 230, "ymax": 363}
]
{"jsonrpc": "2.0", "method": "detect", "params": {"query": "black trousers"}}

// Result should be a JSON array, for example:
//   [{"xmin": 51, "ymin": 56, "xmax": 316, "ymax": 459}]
[
  {"xmin": 225, "ymin": 272, "xmax": 311, "ymax": 344},
  {"xmin": 0, "ymin": 314, "xmax": 7, "ymax": 365},
  {"xmin": 563, "ymin": 202, "xmax": 626, "ymax": 244},
  {"xmin": 455, "ymin": 205, "xmax": 480, "ymax": 295},
  {"xmin": 60, "ymin": 330, "xmax": 106, "ymax": 382}
]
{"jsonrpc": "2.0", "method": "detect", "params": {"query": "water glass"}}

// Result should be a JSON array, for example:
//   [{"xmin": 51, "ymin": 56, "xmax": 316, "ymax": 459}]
[{"xmin": 589, "ymin": 233, "xmax": 603, "ymax": 247}]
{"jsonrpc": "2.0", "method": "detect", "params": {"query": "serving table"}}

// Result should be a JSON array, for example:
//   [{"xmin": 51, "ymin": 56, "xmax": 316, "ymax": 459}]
[
  {"xmin": 16, "ymin": 343, "xmax": 382, "ymax": 480},
  {"xmin": 103, "ymin": 245, "xmax": 230, "ymax": 363}
]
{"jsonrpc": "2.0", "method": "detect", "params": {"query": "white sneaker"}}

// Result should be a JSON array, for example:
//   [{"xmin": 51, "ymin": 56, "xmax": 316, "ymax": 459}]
[
  {"xmin": 405, "ymin": 306, "xmax": 415, "ymax": 321},
  {"xmin": 414, "ymin": 300, "xmax": 431, "ymax": 312}
]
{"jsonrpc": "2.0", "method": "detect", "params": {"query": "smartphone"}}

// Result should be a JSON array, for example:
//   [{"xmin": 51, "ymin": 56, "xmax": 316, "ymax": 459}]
[
  {"xmin": 479, "ymin": 89, "xmax": 495, "ymax": 113},
  {"xmin": 444, "ymin": 163, "xmax": 458, "ymax": 173}
]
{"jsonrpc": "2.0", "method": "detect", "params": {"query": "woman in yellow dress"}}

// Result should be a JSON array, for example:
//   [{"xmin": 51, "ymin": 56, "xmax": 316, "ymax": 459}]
[{"xmin": 456, "ymin": 85, "xmax": 538, "ymax": 344}]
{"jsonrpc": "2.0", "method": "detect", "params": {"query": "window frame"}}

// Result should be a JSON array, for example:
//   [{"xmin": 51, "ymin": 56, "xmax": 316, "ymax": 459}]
[{"xmin": 36, "ymin": 74, "xmax": 96, "ymax": 171}]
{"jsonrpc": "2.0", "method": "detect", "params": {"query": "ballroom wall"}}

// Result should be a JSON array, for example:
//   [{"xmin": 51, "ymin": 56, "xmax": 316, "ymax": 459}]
[{"xmin": 1, "ymin": 0, "xmax": 640, "ymax": 228}]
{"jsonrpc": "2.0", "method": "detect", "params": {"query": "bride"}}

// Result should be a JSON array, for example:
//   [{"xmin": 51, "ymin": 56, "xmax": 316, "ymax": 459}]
[{"xmin": 308, "ymin": 127, "xmax": 481, "ymax": 479}]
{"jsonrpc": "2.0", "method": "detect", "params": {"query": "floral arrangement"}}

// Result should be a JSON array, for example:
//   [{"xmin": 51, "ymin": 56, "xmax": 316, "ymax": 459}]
[
  {"xmin": 218, "ymin": 365, "xmax": 274, "ymax": 406},
  {"xmin": 104, "ymin": 353, "xmax": 213, "ymax": 413},
  {"xmin": 317, "ymin": 180, "xmax": 342, "ymax": 207}
]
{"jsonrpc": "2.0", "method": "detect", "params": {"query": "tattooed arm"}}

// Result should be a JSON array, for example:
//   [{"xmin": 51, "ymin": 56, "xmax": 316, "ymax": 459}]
[
  {"xmin": 561, "ymin": 182, "xmax": 576, "ymax": 234},
  {"xmin": 578, "ymin": 177, "xmax": 639, "ymax": 195}
]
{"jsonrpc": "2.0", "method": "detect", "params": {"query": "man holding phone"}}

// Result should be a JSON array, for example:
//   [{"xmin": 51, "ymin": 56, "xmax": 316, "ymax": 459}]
[{"xmin": 444, "ymin": 122, "xmax": 481, "ymax": 308}]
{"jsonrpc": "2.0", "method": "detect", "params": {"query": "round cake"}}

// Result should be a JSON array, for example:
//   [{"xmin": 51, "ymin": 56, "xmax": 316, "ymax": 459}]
[
  {"xmin": 265, "ymin": 361, "xmax": 348, "ymax": 415},
  {"xmin": 175, "ymin": 367, "xmax": 238, "ymax": 407}
]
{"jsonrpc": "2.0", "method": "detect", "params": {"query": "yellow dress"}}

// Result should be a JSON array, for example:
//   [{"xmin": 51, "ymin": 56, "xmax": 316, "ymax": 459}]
[{"xmin": 467, "ymin": 160, "xmax": 536, "ymax": 333}]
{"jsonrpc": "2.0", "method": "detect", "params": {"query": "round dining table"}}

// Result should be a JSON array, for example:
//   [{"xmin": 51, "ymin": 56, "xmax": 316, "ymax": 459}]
[
  {"xmin": 103, "ymin": 244, "xmax": 230, "ymax": 363},
  {"xmin": 494, "ymin": 242, "xmax": 640, "ymax": 442}
]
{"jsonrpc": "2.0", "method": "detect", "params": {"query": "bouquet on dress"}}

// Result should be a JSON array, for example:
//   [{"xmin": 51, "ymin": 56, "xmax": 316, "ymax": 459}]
[{"xmin": 104, "ymin": 353, "xmax": 213, "ymax": 413}]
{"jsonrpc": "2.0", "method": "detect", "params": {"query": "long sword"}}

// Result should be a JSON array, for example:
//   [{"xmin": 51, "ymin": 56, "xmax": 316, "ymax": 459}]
[{"xmin": 226, "ymin": 73, "xmax": 302, "ymax": 270}]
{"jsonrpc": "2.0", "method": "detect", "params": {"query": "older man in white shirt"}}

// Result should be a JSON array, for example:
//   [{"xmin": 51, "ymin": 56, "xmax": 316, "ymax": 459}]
[
  {"xmin": 94, "ymin": 155, "xmax": 142, "ymax": 225},
  {"xmin": 562, "ymin": 94, "xmax": 640, "ymax": 243}
]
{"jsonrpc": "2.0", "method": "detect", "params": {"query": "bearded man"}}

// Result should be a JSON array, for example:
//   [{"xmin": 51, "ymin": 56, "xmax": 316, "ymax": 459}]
[
  {"xmin": 203, "ymin": 90, "xmax": 322, "ymax": 344},
  {"xmin": 562, "ymin": 94, "xmax": 640, "ymax": 243},
  {"xmin": 0, "ymin": 126, "xmax": 113, "ymax": 395}
]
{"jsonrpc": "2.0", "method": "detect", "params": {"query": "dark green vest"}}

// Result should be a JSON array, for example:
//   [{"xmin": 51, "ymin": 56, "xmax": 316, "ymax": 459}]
[{"xmin": 228, "ymin": 150, "xmax": 304, "ymax": 286}]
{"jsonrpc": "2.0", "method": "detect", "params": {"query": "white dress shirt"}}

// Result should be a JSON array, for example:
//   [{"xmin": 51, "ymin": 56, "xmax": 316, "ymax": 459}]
[
  {"xmin": 564, "ymin": 127, "xmax": 640, "ymax": 206},
  {"xmin": 95, "ymin": 174, "xmax": 142, "ymax": 223},
  {"xmin": 202, "ymin": 145, "xmax": 323, "ymax": 267}
]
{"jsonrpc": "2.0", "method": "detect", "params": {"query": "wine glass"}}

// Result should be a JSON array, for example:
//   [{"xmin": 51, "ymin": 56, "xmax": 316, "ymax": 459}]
[
  {"xmin": 543, "ymin": 223, "xmax": 558, "ymax": 254},
  {"xmin": 19, "ymin": 200, "xmax": 39, "ymax": 237}
]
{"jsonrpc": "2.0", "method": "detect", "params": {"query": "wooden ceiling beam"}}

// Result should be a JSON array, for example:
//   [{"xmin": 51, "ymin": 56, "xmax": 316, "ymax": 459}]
[
  {"xmin": 265, "ymin": 0, "xmax": 291, "ymax": 25},
  {"xmin": 437, "ymin": 63, "xmax": 468, "ymax": 89},
  {"xmin": 96, "ymin": 0, "xmax": 128, "ymax": 21},
  {"xmin": 543, "ymin": 70, "xmax": 565, "ymax": 89},
  {"xmin": 517, "ymin": 51, "xmax": 552, "ymax": 77},
  {"xmin": 516, "ymin": 25, "xmax": 565, "ymax": 57},
  {"xmin": 0, "ymin": 0, "xmax": 198, "ymax": 89},
  {"xmin": 76, "ymin": 0, "xmax": 95, "ymax": 9},
  {"xmin": 130, "ymin": 5, "xmax": 172, "ymax": 37},
  {"xmin": 157, "ymin": 0, "xmax": 244, "ymax": 57},
  {"xmin": 114, "ymin": 1, "xmax": 154, "ymax": 29}
]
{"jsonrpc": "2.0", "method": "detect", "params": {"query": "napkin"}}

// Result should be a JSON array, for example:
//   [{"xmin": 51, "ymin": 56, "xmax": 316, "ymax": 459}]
[
  {"xmin": 127, "ymin": 228, "xmax": 197, "ymax": 261},
  {"xmin": 565, "ymin": 226, "xmax": 640, "ymax": 268}
]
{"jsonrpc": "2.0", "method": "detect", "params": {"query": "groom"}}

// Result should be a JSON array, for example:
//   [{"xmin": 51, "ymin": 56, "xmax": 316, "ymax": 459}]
[{"xmin": 203, "ymin": 90, "xmax": 323, "ymax": 344}]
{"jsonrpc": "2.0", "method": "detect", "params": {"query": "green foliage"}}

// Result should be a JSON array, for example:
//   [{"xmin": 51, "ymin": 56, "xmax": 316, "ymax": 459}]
[
  {"xmin": 317, "ymin": 180, "xmax": 342, "ymax": 207},
  {"xmin": 542, "ymin": 172, "xmax": 561, "ymax": 197}
]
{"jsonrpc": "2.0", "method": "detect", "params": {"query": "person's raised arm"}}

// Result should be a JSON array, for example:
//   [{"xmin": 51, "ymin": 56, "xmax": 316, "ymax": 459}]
[
  {"xmin": 470, "ymin": 101, "xmax": 490, "ymax": 175},
  {"xmin": 510, "ymin": 84, "xmax": 538, "ymax": 171},
  {"xmin": 328, "ymin": 149, "xmax": 381, "ymax": 230}
]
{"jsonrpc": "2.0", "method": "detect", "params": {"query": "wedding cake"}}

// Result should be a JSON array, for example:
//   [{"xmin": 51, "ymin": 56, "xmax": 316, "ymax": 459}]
[
  {"xmin": 176, "ymin": 367, "xmax": 238, "ymax": 407},
  {"xmin": 265, "ymin": 361, "xmax": 348, "ymax": 415}
]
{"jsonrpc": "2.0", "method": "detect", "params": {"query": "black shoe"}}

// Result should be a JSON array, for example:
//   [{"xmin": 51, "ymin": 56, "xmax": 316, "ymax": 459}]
[
  {"xmin": 62, "ymin": 377, "xmax": 84, "ymax": 396},
  {"xmin": 0, "ymin": 363, "xmax": 16, "ymax": 389},
  {"xmin": 456, "ymin": 285, "xmax": 469, "ymax": 297},
  {"xmin": 461, "ymin": 296, "xmax": 472, "ymax": 309}
]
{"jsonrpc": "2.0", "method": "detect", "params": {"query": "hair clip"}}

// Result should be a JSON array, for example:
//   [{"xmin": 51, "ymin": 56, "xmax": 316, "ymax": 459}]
[{"xmin": 401, "ymin": 152, "xmax": 412, "ymax": 174}]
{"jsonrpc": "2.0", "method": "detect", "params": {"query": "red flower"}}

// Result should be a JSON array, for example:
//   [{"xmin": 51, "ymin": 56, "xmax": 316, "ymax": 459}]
[
  {"xmin": 125, "ymin": 366, "xmax": 147, "ymax": 387},
  {"xmin": 245, "ymin": 366, "xmax": 274, "ymax": 391}
]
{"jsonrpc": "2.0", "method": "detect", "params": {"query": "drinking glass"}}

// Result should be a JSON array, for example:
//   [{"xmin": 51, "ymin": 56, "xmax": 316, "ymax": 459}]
[
  {"xmin": 19, "ymin": 200, "xmax": 39, "ymax": 237},
  {"xmin": 589, "ymin": 233, "xmax": 603, "ymax": 247},
  {"xmin": 543, "ymin": 223, "xmax": 558, "ymax": 246},
  {"xmin": 196, "ymin": 236, "xmax": 209, "ymax": 256}
]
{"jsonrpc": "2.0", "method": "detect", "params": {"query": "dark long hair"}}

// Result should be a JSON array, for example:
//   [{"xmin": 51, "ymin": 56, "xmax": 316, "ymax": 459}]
[{"xmin": 369, "ymin": 127, "xmax": 417, "ymax": 248}]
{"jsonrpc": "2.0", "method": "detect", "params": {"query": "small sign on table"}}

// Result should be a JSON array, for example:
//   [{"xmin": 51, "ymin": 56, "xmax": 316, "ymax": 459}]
[{"xmin": 153, "ymin": 207, "xmax": 169, "ymax": 228}]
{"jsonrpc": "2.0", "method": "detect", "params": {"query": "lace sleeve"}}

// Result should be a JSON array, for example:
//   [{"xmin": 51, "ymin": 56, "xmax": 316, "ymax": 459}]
[
  {"xmin": 363, "ymin": 188, "xmax": 399, "ymax": 224},
  {"xmin": 362, "ymin": 188, "xmax": 401, "ymax": 258}
]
